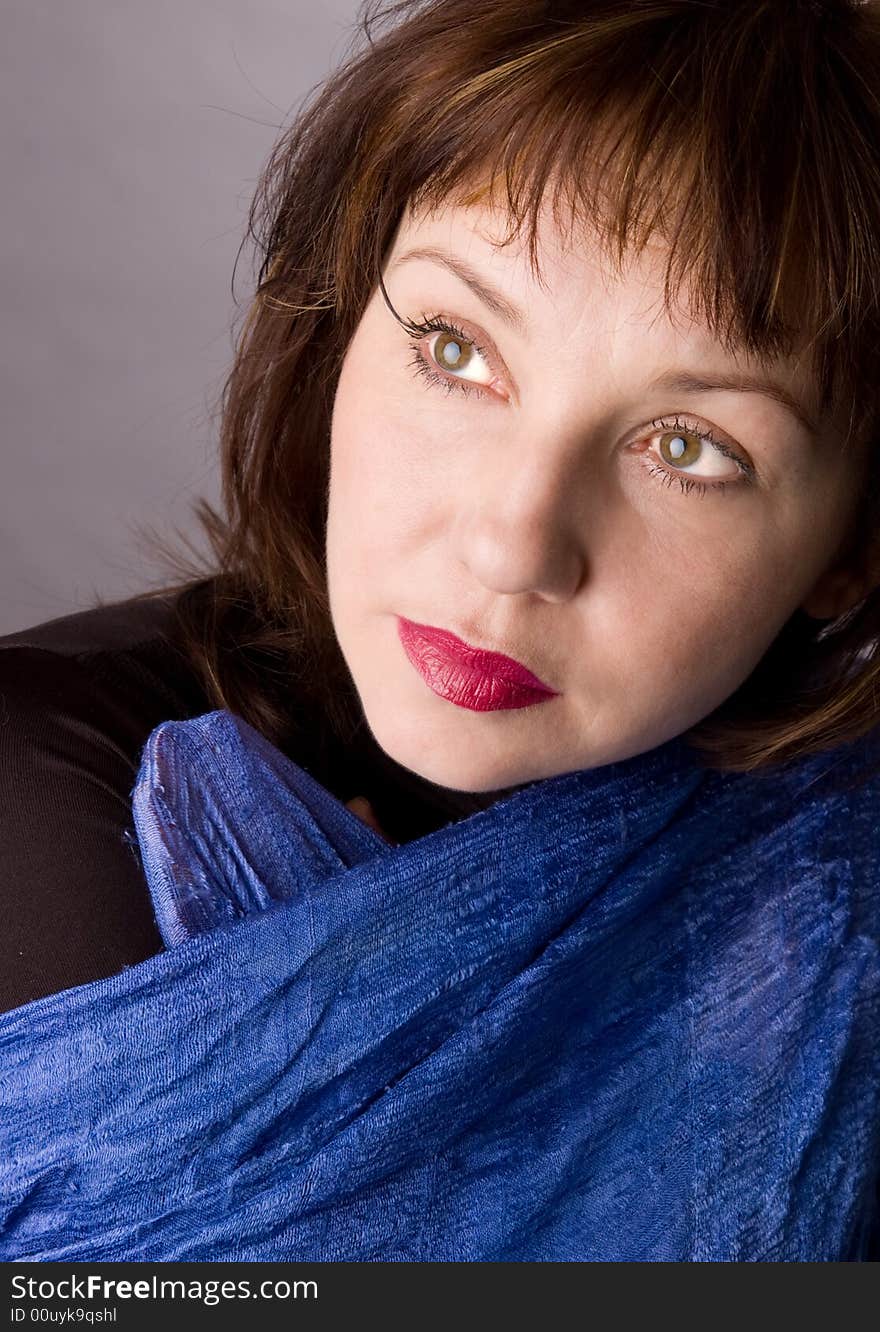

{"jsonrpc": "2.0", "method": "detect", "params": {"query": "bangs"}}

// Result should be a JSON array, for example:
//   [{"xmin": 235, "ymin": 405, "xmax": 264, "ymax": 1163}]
[{"xmin": 383, "ymin": 0, "xmax": 880, "ymax": 446}]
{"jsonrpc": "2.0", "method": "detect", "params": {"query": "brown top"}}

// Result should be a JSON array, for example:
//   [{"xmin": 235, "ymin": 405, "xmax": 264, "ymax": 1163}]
[{"xmin": 0, "ymin": 584, "xmax": 512, "ymax": 1015}]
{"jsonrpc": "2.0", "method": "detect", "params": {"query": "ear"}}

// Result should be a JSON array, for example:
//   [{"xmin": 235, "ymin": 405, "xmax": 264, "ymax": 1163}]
[{"xmin": 800, "ymin": 536, "xmax": 880, "ymax": 621}]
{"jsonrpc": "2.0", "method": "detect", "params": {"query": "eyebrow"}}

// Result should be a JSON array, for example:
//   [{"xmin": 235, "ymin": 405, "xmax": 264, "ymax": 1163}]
[
  {"xmin": 389, "ymin": 246, "xmax": 820, "ymax": 438},
  {"xmin": 389, "ymin": 245, "xmax": 529, "ymax": 336},
  {"xmin": 648, "ymin": 371, "xmax": 821, "ymax": 440}
]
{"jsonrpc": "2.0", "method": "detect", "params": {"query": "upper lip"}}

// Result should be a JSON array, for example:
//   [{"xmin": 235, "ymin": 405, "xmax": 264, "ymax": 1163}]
[{"xmin": 402, "ymin": 618, "xmax": 559, "ymax": 693}]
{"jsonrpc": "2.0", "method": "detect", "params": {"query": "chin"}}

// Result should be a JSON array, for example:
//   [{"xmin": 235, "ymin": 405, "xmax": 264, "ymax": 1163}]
[{"xmin": 361, "ymin": 696, "xmax": 544, "ymax": 793}]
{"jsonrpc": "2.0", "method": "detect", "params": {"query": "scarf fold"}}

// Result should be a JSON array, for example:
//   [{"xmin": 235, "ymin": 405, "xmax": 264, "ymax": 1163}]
[{"xmin": 1, "ymin": 708, "xmax": 878, "ymax": 1261}]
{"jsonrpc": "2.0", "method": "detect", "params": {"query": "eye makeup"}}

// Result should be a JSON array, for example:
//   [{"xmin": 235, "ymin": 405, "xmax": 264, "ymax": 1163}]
[{"xmin": 378, "ymin": 270, "xmax": 757, "ymax": 502}]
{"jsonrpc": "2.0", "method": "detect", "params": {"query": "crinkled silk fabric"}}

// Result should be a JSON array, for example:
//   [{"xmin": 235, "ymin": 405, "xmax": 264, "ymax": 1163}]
[{"xmin": 1, "ymin": 709, "xmax": 879, "ymax": 1261}]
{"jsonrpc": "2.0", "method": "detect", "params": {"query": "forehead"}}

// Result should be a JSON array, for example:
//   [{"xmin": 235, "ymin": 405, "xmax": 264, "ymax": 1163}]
[{"xmin": 391, "ymin": 192, "xmax": 822, "ymax": 401}]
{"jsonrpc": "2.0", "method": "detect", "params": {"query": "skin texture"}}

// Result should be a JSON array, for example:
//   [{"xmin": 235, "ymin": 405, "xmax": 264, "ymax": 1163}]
[{"xmin": 327, "ymin": 194, "xmax": 874, "ymax": 797}]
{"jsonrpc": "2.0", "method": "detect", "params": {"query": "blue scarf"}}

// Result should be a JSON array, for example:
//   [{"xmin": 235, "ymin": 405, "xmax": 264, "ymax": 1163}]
[{"xmin": 1, "ymin": 708, "xmax": 879, "ymax": 1261}]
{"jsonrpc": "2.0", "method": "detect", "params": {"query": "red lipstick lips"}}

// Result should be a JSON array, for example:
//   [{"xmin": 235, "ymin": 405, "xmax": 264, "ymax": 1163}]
[{"xmin": 397, "ymin": 617, "xmax": 560, "ymax": 712}]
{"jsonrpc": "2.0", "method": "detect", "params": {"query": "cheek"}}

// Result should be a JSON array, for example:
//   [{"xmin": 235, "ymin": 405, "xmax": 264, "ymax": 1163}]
[
  {"xmin": 586, "ymin": 514, "xmax": 808, "ymax": 722},
  {"xmin": 331, "ymin": 376, "xmax": 442, "ymax": 546},
  {"xmin": 327, "ymin": 364, "xmax": 434, "ymax": 612}
]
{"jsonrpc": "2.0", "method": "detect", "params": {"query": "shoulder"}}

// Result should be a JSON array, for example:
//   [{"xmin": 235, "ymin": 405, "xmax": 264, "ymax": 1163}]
[
  {"xmin": 0, "ymin": 592, "xmax": 209, "ymax": 754},
  {"xmin": 0, "ymin": 591, "xmax": 180, "ymax": 656},
  {"xmin": 0, "ymin": 594, "xmax": 211, "ymax": 1014}
]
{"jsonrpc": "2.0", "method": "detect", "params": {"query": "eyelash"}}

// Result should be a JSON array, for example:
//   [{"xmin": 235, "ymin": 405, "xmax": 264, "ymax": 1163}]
[{"xmin": 402, "ymin": 312, "xmax": 754, "ymax": 500}]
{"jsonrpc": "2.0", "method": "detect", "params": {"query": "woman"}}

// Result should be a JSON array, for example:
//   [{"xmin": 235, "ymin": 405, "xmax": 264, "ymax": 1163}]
[{"xmin": 1, "ymin": 0, "xmax": 879, "ymax": 1260}]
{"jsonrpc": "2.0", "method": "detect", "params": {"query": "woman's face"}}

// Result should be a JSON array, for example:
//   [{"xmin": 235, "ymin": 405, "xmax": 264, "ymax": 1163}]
[{"xmin": 326, "ymin": 193, "xmax": 870, "ymax": 791}]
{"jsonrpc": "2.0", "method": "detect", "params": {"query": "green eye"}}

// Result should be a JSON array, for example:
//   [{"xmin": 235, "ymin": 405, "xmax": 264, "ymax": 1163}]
[
  {"xmin": 433, "ymin": 331, "xmax": 473, "ymax": 373},
  {"xmin": 405, "ymin": 314, "xmax": 496, "ymax": 398},
  {"xmin": 659, "ymin": 429, "xmax": 701, "ymax": 468}
]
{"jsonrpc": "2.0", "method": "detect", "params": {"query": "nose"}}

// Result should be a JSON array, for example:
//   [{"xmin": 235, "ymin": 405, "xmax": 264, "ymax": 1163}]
[{"xmin": 452, "ymin": 439, "xmax": 590, "ymax": 603}]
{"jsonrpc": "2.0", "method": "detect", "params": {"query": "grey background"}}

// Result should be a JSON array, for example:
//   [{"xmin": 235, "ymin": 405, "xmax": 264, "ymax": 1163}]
[{"xmin": 1, "ymin": 0, "xmax": 360, "ymax": 635}]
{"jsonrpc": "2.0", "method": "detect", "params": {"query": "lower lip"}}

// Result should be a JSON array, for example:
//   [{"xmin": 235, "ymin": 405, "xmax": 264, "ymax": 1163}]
[{"xmin": 396, "ymin": 616, "xmax": 559, "ymax": 713}]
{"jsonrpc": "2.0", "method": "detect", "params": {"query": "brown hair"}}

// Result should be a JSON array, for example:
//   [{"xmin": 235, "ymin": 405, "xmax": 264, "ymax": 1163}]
[{"xmin": 115, "ymin": 0, "xmax": 880, "ymax": 776}]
